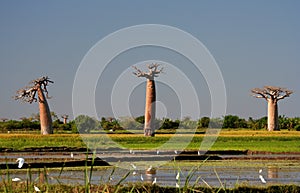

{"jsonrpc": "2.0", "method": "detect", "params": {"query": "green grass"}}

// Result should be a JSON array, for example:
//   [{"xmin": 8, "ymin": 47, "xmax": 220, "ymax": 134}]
[
  {"xmin": 0, "ymin": 130, "xmax": 300, "ymax": 152},
  {"xmin": 1, "ymin": 179, "xmax": 300, "ymax": 193},
  {"xmin": 211, "ymin": 136, "xmax": 300, "ymax": 152},
  {"xmin": 0, "ymin": 134, "xmax": 85, "ymax": 150}
]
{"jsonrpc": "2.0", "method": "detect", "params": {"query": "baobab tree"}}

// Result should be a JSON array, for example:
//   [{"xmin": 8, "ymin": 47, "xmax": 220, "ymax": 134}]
[
  {"xmin": 61, "ymin": 114, "xmax": 69, "ymax": 124},
  {"xmin": 132, "ymin": 64, "xmax": 163, "ymax": 136},
  {"xmin": 14, "ymin": 76, "xmax": 54, "ymax": 135},
  {"xmin": 0, "ymin": 118, "xmax": 8, "ymax": 122},
  {"xmin": 251, "ymin": 86, "xmax": 293, "ymax": 131}
]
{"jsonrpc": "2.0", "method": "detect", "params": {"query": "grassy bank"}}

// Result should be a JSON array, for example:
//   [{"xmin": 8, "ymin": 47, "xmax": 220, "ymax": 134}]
[
  {"xmin": 0, "ymin": 130, "xmax": 299, "ymax": 152},
  {"xmin": 1, "ymin": 182, "xmax": 300, "ymax": 193}
]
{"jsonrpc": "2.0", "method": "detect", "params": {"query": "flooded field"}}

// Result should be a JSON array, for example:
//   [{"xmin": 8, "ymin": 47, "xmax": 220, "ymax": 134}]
[{"xmin": 2, "ymin": 150, "xmax": 300, "ymax": 188}]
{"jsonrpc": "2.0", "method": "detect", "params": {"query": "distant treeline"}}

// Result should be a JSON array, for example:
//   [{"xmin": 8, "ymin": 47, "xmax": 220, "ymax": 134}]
[{"xmin": 0, "ymin": 114, "xmax": 300, "ymax": 133}]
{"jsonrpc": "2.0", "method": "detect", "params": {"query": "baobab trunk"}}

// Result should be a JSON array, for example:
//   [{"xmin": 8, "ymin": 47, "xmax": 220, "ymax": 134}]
[
  {"xmin": 132, "ymin": 64, "xmax": 163, "ymax": 137},
  {"xmin": 144, "ymin": 79, "xmax": 156, "ymax": 136},
  {"xmin": 38, "ymin": 87, "xmax": 53, "ymax": 134},
  {"xmin": 267, "ymin": 99, "xmax": 279, "ymax": 131}
]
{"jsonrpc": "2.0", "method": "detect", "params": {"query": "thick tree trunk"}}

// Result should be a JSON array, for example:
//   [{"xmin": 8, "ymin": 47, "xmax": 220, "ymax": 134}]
[
  {"xmin": 144, "ymin": 79, "xmax": 156, "ymax": 136},
  {"xmin": 267, "ymin": 99, "xmax": 279, "ymax": 131},
  {"xmin": 38, "ymin": 87, "xmax": 53, "ymax": 134}
]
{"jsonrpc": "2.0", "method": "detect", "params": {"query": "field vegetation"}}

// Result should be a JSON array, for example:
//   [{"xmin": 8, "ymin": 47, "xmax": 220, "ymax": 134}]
[
  {"xmin": 1, "ymin": 114, "xmax": 300, "ymax": 192},
  {"xmin": 0, "ymin": 130, "xmax": 299, "ymax": 152},
  {"xmin": 1, "ymin": 114, "xmax": 300, "ymax": 134}
]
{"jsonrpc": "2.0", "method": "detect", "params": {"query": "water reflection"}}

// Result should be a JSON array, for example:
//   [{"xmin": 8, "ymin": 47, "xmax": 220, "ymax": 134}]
[
  {"xmin": 144, "ymin": 174, "xmax": 156, "ymax": 183},
  {"xmin": 4, "ymin": 161, "xmax": 300, "ymax": 188},
  {"xmin": 268, "ymin": 166, "xmax": 279, "ymax": 179}
]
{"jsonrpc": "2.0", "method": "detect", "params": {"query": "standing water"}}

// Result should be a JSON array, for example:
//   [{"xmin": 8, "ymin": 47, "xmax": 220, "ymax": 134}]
[{"xmin": 6, "ymin": 160, "xmax": 300, "ymax": 188}]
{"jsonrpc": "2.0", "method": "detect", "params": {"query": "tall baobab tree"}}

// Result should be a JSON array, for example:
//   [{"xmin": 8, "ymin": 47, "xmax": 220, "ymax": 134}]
[
  {"xmin": 61, "ymin": 114, "xmax": 69, "ymax": 124},
  {"xmin": 14, "ymin": 76, "xmax": 54, "ymax": 135},
  {"xmin": 251, "ymin": 86, "xmax": 293, "ymax": 131},
  {"xmin": 0, "ymin": 118, "xmax": 8, "ymax": 122},
  {"xmin": 133, "ymin": 64, "xmax": 163, "ymax": 136}
]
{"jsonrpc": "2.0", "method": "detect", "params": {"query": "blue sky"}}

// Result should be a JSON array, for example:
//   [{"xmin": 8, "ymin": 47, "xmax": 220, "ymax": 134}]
[{"xmin": 0, "ymin": 1, "xmax": 299, "ymax": 120}]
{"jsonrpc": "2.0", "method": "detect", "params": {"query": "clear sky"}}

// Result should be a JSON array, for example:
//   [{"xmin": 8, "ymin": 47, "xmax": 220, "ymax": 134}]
[{"xmin": 0, "ymin": 1, "xmax": 299, "ymax": 120}]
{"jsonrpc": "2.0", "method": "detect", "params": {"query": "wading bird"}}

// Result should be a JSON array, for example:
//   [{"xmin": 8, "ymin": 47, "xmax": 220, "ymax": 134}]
[
  {"xmin": 130, "ymin": 163, "xmax": 137, "ymax": 169},
  {"xmin": 34, "ymin": 185, "xmax": 41, "ymax": 192},
  {"xmin": 259, "ymin": 175, "xmax": 266, "ymax": 184},
  {"xmin": 152, "ymin": 177, "xmax": 157, "ymax": 185},
  {"xmin": 12, "ymin": 177, "xmax": 21, "ymax": 182},
  {"xmin": 16, "ymin": 158, "xmax": 24, "ymax": 168},
  {"xmin": 140, "ymin": 174, "xmax": 144, "ymax": 181}
]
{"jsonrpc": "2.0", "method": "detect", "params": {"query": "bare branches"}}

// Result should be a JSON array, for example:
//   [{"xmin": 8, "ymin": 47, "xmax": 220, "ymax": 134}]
[
  {"xmin": 251, "ymin": 87, "xmax": 268, "ymax": 100},
  {"xmin": 14, "ymin": 76, "xmax": 53, "ymax": 103},
  {"xmin": 14, "ymin": 87, "xmax": 38, "ymax": 103},
  {"xmin": 132, "ymin": 66, "xmax": 148, "ymax": 78},
  {"xmin": 276, "ymin": 88, "xmax": 293, "ymax": 101},
  {"xmin": 132, "ymin": 63, "xmax": 163, "ymax": 80},
  {"xmin": 32, "ymin": 76, "xmax": 53, "ymax": 99},
  {"xmin": 61, "ymin": 114, "xmax": 69, "ymax": 119},
  {"xmin": 251, "ymin": 86, "xmax": 293, "ymax": 101}
]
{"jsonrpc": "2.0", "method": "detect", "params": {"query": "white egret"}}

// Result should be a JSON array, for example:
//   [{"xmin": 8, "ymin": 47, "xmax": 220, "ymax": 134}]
[
  {"xmin": 34, "ymin": 185, "xmax": 41, "ymax": 192},
  {"xmin": 130, "ymin": 163, "xmax": 137, "ymax": 169},
  {"xmin": 176, "ymin": 182, "xmax": 180, "ymax": 188},
  {"xmin": 12, "ymin": 177, "xmax": 21, "ymax": 182},
  {"xmin": 70, "ymin": 152, "xmax": 74, "ymax": 158},
  {"xmin": 259, "ymin": 175, "xmax": 266, "ymax": 183},
  {"xmin": 152, "ymin": 177, "xmax": 157, "ymax": 185},
  {"xmin": 16, "ymin": 158, "xmax": 25, "ymax": 168},
  {"xmin": 176, "ymin": 172, "xmax": 180, "ymax": 180},
  {"xmin": 129, "ymin": 149, "xmax": 134, "ymax": 154},
  {"xmin": 140, "ymin": 174, "xmax": 144, "ymax": 181}
]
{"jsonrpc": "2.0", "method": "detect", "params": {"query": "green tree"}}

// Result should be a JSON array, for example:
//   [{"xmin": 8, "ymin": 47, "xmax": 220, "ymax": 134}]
[
  {"xmin": 75, "ymin": 115, "xmax": 97, "ymax": 133},
  {"xmin": 223, "ymin": 115, "xmax": 239, "ymax": 128},
  {"xmin": 257, "ymin": 116, "xmax": 268, "ymax": 130},
  {"xmin": 180, "ymin": 116, "xmax": 197, "ymax": 129},
  {"xmin": 198, "ymin": 117, "xmax": 210, "ymax": 128},
  {"xmin": 100, "ymin": 117, "xmax": 122, "ymax": 131},
  {"xmin": 119, "ymin": 117, "xmax": 143, "ymax": 130},
  {"xmin": 160, "ymin": 118, "xmax": 179, "ymax": 130},
  {"xmin": 135, "ymin": 116, "xmax": 145, "ymax": 124},
  {"xmin": 210, "ymin": 117, "xmax": 223, "ymax": 128}
]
